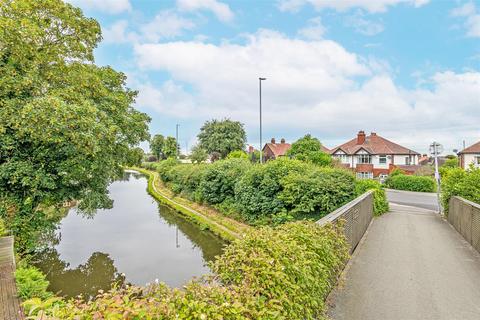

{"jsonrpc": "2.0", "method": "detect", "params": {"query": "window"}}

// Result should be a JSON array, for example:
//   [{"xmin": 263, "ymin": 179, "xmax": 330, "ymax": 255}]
[
  {"xmin": 357, "ymin": 154, "xmax": 372, "ymax": 164},
  {"xmin": 335, "ymin": 154, "xmax": 348, "ymax": 163},
  {"xmin": 476, "ymin": 157, "xmax": 480, "ymax": 165},
  {"xmin": 379, "ymin": 155, "xmax": 387, "ymax": 164},
  {"xmin": 405, "ymin": 156, "xmax": 411, "ymax": 165},
  {"xmin": 356, "ymin": 172, "xmax": 373, "ymax": 179}
]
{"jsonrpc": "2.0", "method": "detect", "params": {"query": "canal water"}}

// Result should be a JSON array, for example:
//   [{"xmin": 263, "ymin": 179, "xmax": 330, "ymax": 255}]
[{"xmin": 33, "ymin": 171, "xmax": 225, "ymax": 298}]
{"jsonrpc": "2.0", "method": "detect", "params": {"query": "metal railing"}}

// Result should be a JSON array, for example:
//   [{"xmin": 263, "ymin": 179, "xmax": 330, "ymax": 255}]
[
  {"xmin": 317, "ymin": 190, "xmax": 374, "ymax": 253},
  {"xmin": 0, "ymin": 236, "xmax": 14, "ymax": 267},
  {"xmin": 448, "ymin": 196, "xmax": 480, "ymax": 254}
]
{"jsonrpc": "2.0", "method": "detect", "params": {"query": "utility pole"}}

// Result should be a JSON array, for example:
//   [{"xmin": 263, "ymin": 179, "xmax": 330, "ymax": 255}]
[
  {"xmin": 259, "ymin": 77, "xmax": 266, "ymax": 164},
  {"xmin": 176, "ymin": 124, "xmax": 180, "ymax": 160},
  {"xmin": 430, "ymin": 141, "xmax": 443, "ymax": 214}
]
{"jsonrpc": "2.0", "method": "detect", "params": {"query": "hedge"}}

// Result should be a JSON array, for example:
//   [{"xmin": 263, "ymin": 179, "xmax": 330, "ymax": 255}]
[
  {"xmin": 386, "ymin": 174, "xmax": 435, "ymax": 192},
  {"xmin": 441, "ymin": 167, "xmax": 480, "ymax": 213},
  {"xmin": 24, "ymin": 222, "xmax": 349, "ymax": 320},
  {"xmin": 355, "ymin": 179, "xmax": 389, "ymax": 216}
]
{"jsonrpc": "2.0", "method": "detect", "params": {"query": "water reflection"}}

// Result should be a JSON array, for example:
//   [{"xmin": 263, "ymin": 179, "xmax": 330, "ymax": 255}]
[{"xmin": 33, "ymin": 171, "xmax": 225, "ymax": 298}]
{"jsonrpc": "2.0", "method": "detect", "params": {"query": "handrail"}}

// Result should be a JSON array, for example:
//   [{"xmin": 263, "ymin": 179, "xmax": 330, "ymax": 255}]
[{"xmin": 317, "ymin": 190, "xmax": 373, "ymax": 225}]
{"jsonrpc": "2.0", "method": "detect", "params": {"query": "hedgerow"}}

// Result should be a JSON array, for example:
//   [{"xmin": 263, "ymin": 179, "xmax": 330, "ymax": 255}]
[
  {"xmin": 355, "ymin": 179, "xmax": 389, "ymax": 216},
  {"xmin": 441, "ymin": 167, "xmax": 480, "ymax": 213},
  {"xmin": 386, "ymin": 174, "xmax": 435, "ymax": 192},
  {"xmin": 23, "ymin": 221, "xmax": 349, "ymax": 320}
]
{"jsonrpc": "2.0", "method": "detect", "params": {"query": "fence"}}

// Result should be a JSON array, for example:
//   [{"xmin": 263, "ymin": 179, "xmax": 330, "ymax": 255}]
[
  {"xmin": 317, "ymin": 190, "xmax": 374, "ymax": 253},
  {"xmin": 0, "ymin": 236, "xmax": 14, "ymax": 266},
  {"xmin": 448, "ymin": 196, "xmax": 480, "ymax": 254}
]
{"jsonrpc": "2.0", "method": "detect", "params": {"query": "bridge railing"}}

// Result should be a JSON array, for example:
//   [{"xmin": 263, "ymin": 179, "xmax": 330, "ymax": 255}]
[
  {"xmin": 448, "ymin": 196, "xmax": 480, "ymax": 254},
  {"xmin": 0, "ymin": 236, "xmax": 14, "ymax": 266},
  {"xmin": 317, "ymin": 190, "xmax": 374, "ymax": 254}
]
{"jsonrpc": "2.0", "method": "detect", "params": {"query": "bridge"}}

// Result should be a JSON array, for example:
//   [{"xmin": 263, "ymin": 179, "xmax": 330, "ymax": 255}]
[
  {"xmin": 0, "ymin": 236, "xmax": 24, "ymax": 320},
  {"xmin": 322, "ymin": 190, "xmax": 480, "ymax": 320}
]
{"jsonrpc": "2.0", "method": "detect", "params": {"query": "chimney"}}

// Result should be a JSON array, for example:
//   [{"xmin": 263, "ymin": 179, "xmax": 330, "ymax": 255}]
[
  {"xmin": 280, "ymin": 138, "xmax": 285, "ymax": 144},
  {"xmin": 271, "ymin": 138, "xmax": 276, "ymax": 144},
  {"xmin": 248, "ymin": 145, "xmax": 254, "ymax": 153},
  {"xmin": 357, "ymin": 130, "xmax": 366, "ymax": 145},
  {"xmin": 371, "ymin": 132, "xmax": 377, "ymax": 136}
]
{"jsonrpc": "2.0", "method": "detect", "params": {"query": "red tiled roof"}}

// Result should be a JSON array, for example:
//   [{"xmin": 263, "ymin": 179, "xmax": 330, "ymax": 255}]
[
  {"xmin": 330, "ymin": 132, "xmax": 419, "ymax": 155},
  {"xmin": 264, "ymin": 142, "xmax": 291, "ymax": 157},
  {"xmin": 459, "ymin": 140, "xmax": 480, "ymax": 154},
  {"xmin": 321, "ymin": 145, "xmax": 330, "ymax": 153}
]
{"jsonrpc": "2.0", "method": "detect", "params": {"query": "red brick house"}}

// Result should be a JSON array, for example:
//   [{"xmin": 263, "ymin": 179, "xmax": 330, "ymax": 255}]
[
  {"xmin": 330, "ymin": 131, "xmax": 420, "ymax": 179},
  {"xmin": 263, "ymin": 138, "xmax": 291, "ymax": 160},
  {"xmin": 458, "ymin": 140, "xmax": 480, "ymax": 169}
]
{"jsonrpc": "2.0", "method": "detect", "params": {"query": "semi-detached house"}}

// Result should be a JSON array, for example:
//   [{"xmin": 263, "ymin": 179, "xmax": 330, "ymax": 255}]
[
  {"xmin": 458, "ymin": 140, "xmax": 480, "ymax": 169},
  {"xmin": 330, "ymin": 131, "xmax": 420, "ymax": 179}
]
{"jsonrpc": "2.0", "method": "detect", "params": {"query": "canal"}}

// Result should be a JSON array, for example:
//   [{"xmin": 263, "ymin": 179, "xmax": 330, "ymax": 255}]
[{"xmin": 33, "ymin": 170, "xmax": 226, "ymax": 298}]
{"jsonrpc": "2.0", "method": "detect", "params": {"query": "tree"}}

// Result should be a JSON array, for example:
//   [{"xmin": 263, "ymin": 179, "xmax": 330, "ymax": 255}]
[
  {"xmin": 163, "ymin": 137, "xmax": 178, "ymax": 158},
  {"xmin": 150, "ymin": 134, "xmax": 165, "ymax": 160},
  {"xmin": 0, "ymin": 0, "xmax": 150, "ymax": 251},
  {"xmin": 226, "ymin": 150, "xmax": 248, "ymax": 159},
  {"xmin": 287, "ymin": 134, "xmax": 332, "ymax": 167},
  {"xmin": 126, "ymin": 147, "xmax": 145, "ymax": 166},
  {"xmin": 190, "ymin": 144, "xmax": 208, "ymax": 164},
  {"xmin": 197, "ymin": 119, "xmax": 246, "ymax": 159}
]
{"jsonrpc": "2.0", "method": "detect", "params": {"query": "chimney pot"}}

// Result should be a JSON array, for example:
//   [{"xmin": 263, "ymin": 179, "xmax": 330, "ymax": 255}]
[
  {"xmin": 357, "ymin": 130, "xmax": 366, "ymax": 145},
  {"xmin": 281, "ymin": 138, "xmax": 285, "ymax": 144},
  {"xmin": 371, "ymin": 132, "xmax": 377, "ymax": 136},
  {"xmin": 271, "ymin": 138, "xmax": 276, "ymax": 144}
]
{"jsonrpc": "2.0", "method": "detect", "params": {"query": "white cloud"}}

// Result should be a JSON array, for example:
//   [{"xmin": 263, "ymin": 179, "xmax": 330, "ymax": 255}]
[
  {"xmin": 451, "ymin": 2, "xmax": 480, "ymax": 37},
  {"xmin": 298, "ymin": 17, "xmax": 326, "ymax": 40},
  {"xmin": 66, "ymin": 0, "xmax": 131, "ymax": 14},
  {"xmin": 141, "ymin": 10, "xmax": 196, "ymax": 42},
  {"xmin": 102, "ymin": 20, "xmax": 138, "ymax": 44},
  {"xmin": 278, "ymin": 0, "xmax": 429, "ymax": 13},
  {"xmin": 133, "ymin": 30, "xmax": 480, "ymax": 152},
  {"xmin": 177, "ymin": 0, "xmax": 234, "ymax": 22},
  {"xmin": 345, "ymin": 12, "xmax": 384, "ymax": 36}
]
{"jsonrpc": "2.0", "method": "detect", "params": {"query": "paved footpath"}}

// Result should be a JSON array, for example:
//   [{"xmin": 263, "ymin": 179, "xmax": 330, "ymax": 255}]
[{"xmin": 328, "ymin": 203, "xmax": 480, "ymax": 320}]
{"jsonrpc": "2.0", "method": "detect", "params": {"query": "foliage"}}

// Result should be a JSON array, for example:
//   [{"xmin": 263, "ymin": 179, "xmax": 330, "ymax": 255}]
[
  {"xmin": 199, "ymin": 159, "xmax": 250, "ymax": 205},
  {"xmin": 441, "ymin": 167, "xmax": 480, "ymax": 213},
  {"xmin": 0, "ymin": 0, "xmax": 150, "ymax": 253},
  {"xmin": 15, "ymin": 266, "xmax": 52, "ymax": 300},
  {"xmin": 248, "ymin": 150, "xmax": 260, "ymax": 163},
  {"xmin": 156, "ymin": 158, "xmax": 179, "ymax": 182},
  {"xmin": 0, "ymin": 217, "xmax": 6, "ymax": 236},
  {"xmin": 167, "ymin": 164, "xmax": 208, "ymax": 199},
  {"xmin": 440, "ymin": 157, "xmax": 459, "ymax": 177},
  {"xmin": 278, "ymin": 168, "xmax": 356, "ymax": 218},
  {"xmin": 125, "ymin": 147, "xmax": 144, "ymax": 167},
  {"xmin": 286, "ymin": 134, "xmax": 332, "ymax": 166},
  {"xmin": 146, "ymin": 154, "xmax": 158, "ymax": 162},
  {"xmin": 149, "ymin": 134, "xmax": 165, "ymax": 160},
  {"xmin": 386, "ymin": 174, "xmax": 436, "ymax": 192},
  {"xmin": 226, "ymin": 150, "xmax": 249, "ymax": 159},
  {"xmin": 355, "ymin": 179, "xmax": 389, "ymax": 216},
  {"xmin": 210, "ymin": 151, "xmax": 222, "ymax": 162},
  {"xmin": 163, "ymin": 136, "xmax": 179, "ymax": 159},
  {"xmin": 24, "ymin": 222, "xmax": 348, "ymax": 320},
  {"xmin": 198, "ymin": 119, "xmax": 247, "ymax": 158},
  {"xmin": 190, "ymin": 144, "xmax": 208, "ymax": 164},
  {"xmin": 414, "ymin": 165, "xmax": 434, "ymax": 177}
]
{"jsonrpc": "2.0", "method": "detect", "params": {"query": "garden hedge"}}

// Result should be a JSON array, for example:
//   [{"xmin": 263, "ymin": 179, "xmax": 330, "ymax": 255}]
[
  {"xmin": 386, "ymin": 174, "xmax": 435, "ymax": 192},
  {"xmin": 355, "ymin": 179, "xmax": 389, "ymax": 216},
  {"xmin": 441, "ymin": 167, "xmax": 480, "ymax": 213}
]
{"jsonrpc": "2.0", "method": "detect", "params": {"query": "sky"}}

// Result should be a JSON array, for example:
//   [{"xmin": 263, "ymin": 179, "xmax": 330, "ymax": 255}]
[{"xmin": 67, "ymin": 0, "xmax": 480, "ymax": 155}]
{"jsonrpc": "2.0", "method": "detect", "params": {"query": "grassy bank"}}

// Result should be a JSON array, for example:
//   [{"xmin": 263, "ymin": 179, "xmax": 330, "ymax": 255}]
[{"xmin": 131, "ymin": 167, "xmax": 249, "ymax": 242}]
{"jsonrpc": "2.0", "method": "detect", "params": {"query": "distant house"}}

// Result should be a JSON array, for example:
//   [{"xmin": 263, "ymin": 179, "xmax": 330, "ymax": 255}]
[
  {"xmin": 330, "ymin": 131, "xmax": 420, "ymax": 179},
  {"xmin": 458, "ymin": 140, "xmax": 480, "ymax": 169},
  {"xmin": 263, "ymin": 138, "xmax": 291, "ymax": 161}
]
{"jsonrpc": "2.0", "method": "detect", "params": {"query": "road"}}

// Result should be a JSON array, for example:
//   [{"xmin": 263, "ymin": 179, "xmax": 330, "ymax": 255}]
[
  {"xmin": 328, "ymin": 204, "xmax": 480, "ymax": 320},
  {"xmin": 386, "ymin": 188, "xmax": 439, "ymax": 211}
]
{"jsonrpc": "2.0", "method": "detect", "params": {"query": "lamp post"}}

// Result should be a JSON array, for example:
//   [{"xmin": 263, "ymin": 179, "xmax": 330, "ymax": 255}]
[
  {"xmin": 429, "ymin": 141, "xmax": 443, "ymax": 214},
  {"xmin": 176, "ymin": 124, "xmax": 180, "ymax": 160},
  {"xmin": 259, "ymin": 77, "xmax": 266, "ymax": 164}
]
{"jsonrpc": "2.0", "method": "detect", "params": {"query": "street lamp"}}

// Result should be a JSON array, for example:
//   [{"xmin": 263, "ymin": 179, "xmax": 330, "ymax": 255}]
[
  {"xmin": 259, "ymin": 77, "xmax": 267, "ymax": 164},
  {"xmin": 176, "ymin": 124, "xmax": 180, "ymax": 160}
]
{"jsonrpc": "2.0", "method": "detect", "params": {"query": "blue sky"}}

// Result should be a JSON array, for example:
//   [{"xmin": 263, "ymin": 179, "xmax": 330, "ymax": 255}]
[{"xmin": 68, "ymin": 0, "xmax": 480, "ymax": 154}]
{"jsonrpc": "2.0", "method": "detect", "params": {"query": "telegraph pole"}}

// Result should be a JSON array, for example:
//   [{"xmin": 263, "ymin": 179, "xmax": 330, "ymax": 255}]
[
  {"xmin": 430, "ymin": 141, "xmax": 443, "ymax": 214},
  {"xmin": 259, "ymin": 77, "xmax": 266, "ymax": 164},
  {"xmin": 176, "ymin": 124, "xmax": 180, "ymax": 160}
]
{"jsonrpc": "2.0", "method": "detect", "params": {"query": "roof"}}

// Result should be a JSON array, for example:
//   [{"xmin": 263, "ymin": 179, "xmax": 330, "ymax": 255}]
[
  {"xmin": 321, "ymin": 145, "xmax": 330, "ymax": 153},
  {"xmin": 459, "ymin": 140, "xmax": 480, "ymax": 154},
  {"xmin": 330, "ymin": 132, "xmax": 419, "ymax": 155},
  {"xmin": 263, "ymin": 142, "xmax": 291, "ymax": 157}
]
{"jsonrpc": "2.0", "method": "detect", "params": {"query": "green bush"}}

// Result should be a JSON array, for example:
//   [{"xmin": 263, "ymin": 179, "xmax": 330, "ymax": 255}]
[
  {"xmin": 0, "ymin": 217, "xmax": 6, "ymax": 236},
  {"xmin": 386, "ymin": 174, "xmax": 435, "ymax": 192},
  {"xmin": 15, "ymin": 266, "xmax": 52, "ymax": 300},
  {"xmin": 441, "ymin": 167, "xmax": 480, "ymax": 213},
  {"xmin": 156, "ymin": 158, "xmax": 179, "ymax": 182},
  {"xmin": 165, "ymin": 164, "xmax": 208, "ymax": 199},
  {"xmin": 278, "ymin": 168, "xmax": 356, "ymax": 218},
  {"xmin": 355, "ymin": 179, "xmax": 389, "ymax": 216},
  {"xmin": 226, "ymin": 150, "xmax": 248, "ymax": 159},
  {"xmin": 198, "ymin": 159, "xmax": 250, "ymax": 205},
  {"xmin": 25, "ymin": 222, "xmax": 348, "ymax": 320}
]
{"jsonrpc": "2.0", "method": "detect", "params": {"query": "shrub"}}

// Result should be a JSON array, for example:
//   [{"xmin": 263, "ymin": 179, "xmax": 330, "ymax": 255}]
[
  {"xmin": 386, "ymin": 174, "xmax": 435, "ymax": 192},
  {"xmin": 156, "ymin": 158, "xmax": 179, "ymax": 182},
  {"xmin": 166, "ymin": 164, "xmax": 208, "ymax": 199},
  {"xmin": 26, "ymin": 222, "xmax": 348, "ymax": 320},
  {"xmin": 441, "ymin": 167, "xmax": 480, "ymax": 213},
  {"xmin": 355, "ymin": 179, "xmax": 389, "ymax": 216},
  {"xmin": 226, "ymin": 150, "xmax": 248, "ymax": 159},
  {"xmin": 0, "ymin": 217, "xmax": 6, "ymax": 236},
  {"xmin": 199, "ymin": 159, "xmax": 250, "ymax": 204},
  {"xmin": 278, "ymin": 168, "xmax": 356, "ymax": 218},
  {"xmin": 15, "ymin": 266, "xmax": 52, "ymax": 300},
  {"xmin": 234, "ymin": 159, "xmax": 308, "ymax": 221}
]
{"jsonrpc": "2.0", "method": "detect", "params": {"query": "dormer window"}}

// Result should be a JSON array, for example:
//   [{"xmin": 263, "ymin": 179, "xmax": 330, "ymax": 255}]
[
  {"xmin": 358, "ymin": 154, "xmax": 372, "ymax": 164},
  {"xmin": 379, "ymin": 155, "xmax": 387, "ymax": 164}
]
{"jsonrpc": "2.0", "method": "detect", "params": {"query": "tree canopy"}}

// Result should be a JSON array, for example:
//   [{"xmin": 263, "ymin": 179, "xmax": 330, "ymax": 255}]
[
  {"xmin": 163, "ymin": 137, "xmax": 178, "ymax": 158},
  {"xmin": 287, "ymin": 134, "xmax": 332, "ymax": 167},
  {"xmin": 190, "ymin": 144, "xmax": 208, "ymax": 164},
  {"xmin": 150, "ymin": 134, "xmax": 165, "ymax": 160},
  {"xmin": 0, "ymin": 0, "xmax": 150, "ymax": 249},
  {"xmin": 197, "ymin": 119, "xmax": 246, "ymax": 159}
]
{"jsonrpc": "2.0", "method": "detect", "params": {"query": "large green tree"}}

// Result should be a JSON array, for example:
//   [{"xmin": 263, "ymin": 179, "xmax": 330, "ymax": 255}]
[
  {"xmin": 163, "ymin": 136, "xmax": 178, "ymax": 158},
  {"xmin": 150, "ymin": 134, "xmax": 165, "ymax": 160},
  {"xmin": 197, "ymin": 119, "xmax": 246, "ymax": 158},
  {"xmin": 287, "ymin": 134, "xmax": 332, "ymax": 167},
  {"xmin": 0, "ymin": 0, "xmax": 150, "ymax": 250}
]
